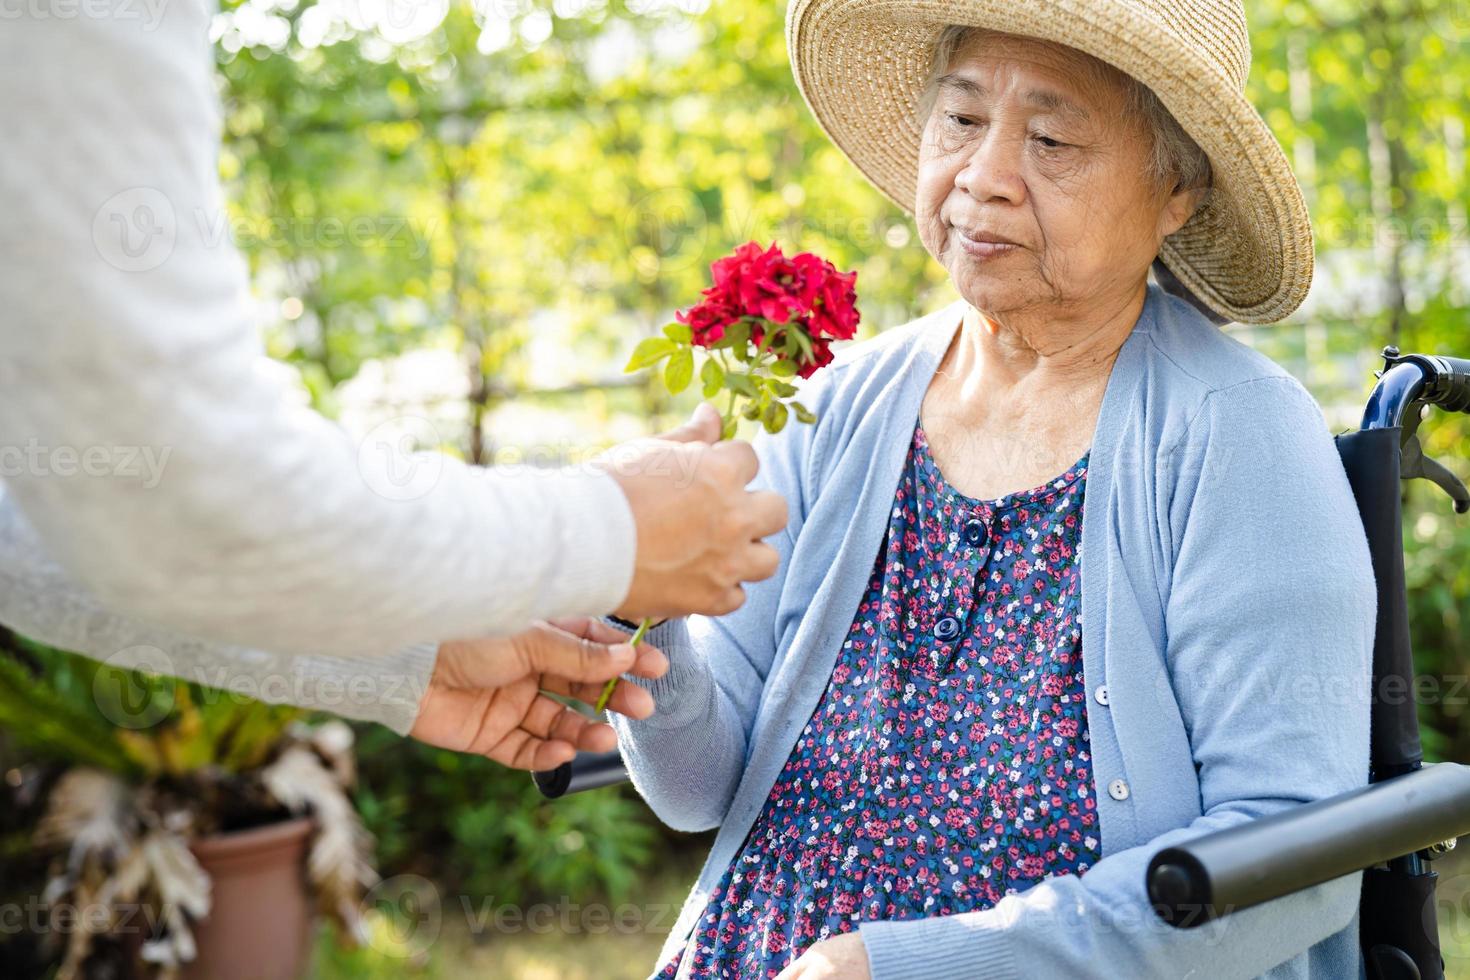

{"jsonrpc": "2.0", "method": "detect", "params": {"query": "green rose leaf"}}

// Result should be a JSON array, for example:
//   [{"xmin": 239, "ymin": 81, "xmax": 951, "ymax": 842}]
[
  {"xmin": 741, "ymin": 400, "xmax": 762, "ymax": 421},
  {"xmin": 770, "ymin": 358, "xmax": 800, "ymax": 378},
  {"xmin": 770, "ymin": 380, "xmax": 798, "ymax": 398},
  {"xmin": 712, "ymin": 321, "xmax": 751, "ymax": 351},
  {"xmin": 727, "ymin": 373, "xmax": 757, "ymax": 397},
  {"xmin": 721, "ymin": 416, "xmax": 739, "ymax": 441},
  {"xmin": 792, "ymin": 401, "xmax": 817, "ymax": 425},
  {"xmin": 626, "ymin": 337, "xmax": 677, "ymax": 372},
  {"xmin": 763, "ymin": 400, "xmax": 789, "ymax": 434},
  {"xmin": 663, "ymin": 322, "xmax": 692, "ymax": 344},
  {"xmin": 701, "ymin": 357, "xmax": 725, "ymax": 398},
  {"xmin": 664, "ymin": 348, "xmax": 695, "ymax": 394}
]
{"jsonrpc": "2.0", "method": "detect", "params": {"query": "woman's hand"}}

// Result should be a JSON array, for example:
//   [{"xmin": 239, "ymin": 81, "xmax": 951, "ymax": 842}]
[
  {"xmin": 409, "ymin": 617, "xmax": 667, "ymax": 770},
  {"xmin": 774, "ymin": 933, "xmax": 871, "ymax": 980}
]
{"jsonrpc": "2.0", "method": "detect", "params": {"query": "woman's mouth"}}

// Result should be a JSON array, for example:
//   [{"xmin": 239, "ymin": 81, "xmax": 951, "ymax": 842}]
[{"xmin": 954, "ymin": 227, "xmax": 1021, "ymax": 259}]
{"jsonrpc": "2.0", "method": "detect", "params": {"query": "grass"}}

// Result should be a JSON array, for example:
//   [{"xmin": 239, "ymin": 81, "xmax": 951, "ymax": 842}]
[{"xmin": 310, "ymin": 863, "xmax": 696, "ymax": 979}]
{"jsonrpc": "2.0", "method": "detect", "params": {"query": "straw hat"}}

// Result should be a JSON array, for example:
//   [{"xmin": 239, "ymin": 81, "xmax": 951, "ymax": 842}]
[{"xmin": 785, "ymin": 0, "xmax": 1315, "ymax": 325}]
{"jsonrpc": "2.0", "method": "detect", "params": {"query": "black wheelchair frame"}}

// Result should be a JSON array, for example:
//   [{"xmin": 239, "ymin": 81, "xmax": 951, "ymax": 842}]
[{"xmin": 535, "ymin": 346, "xmax": 1470, "ymax": 980}]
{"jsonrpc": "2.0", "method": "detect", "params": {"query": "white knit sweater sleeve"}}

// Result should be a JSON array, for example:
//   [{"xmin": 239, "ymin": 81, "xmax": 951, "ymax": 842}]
[
  {"xmin": 0, "ymin": 0, "xmax": 636, "ymax": 659},
  {"xmin": 0, "ymin": 487, "xmax": 435, "ymax": 735}
]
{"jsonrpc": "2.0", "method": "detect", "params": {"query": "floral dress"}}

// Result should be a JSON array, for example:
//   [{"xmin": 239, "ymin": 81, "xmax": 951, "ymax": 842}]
[{"xmin": 654, "ymin": 419, "xmax": 1101, "ymax": 979}]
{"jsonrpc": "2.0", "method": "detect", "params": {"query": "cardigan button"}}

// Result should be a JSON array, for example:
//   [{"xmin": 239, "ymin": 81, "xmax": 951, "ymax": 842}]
[
  {"xmin": 934, "ymin": 616, "xmax": 961, "ymax": 642},
  {"xmin": 1094, "ymin": 685, "xmax": 1110, "ymax": 707},
  {"xmin": 1108, "ymin": 778, "xmax": 1131, "ymax": 801},
  {"xmin": 963, "ymin": 518, "xmax": 989, "ymax": 548}
]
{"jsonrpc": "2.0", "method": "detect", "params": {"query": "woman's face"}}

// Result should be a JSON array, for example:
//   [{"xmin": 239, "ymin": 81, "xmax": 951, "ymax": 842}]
[{"xmin": 915, "ymin": 32, "xmax": 1199, "ymax": 320}]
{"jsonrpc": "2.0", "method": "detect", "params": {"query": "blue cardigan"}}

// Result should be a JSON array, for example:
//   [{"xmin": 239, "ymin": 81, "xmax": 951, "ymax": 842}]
[{"xmin": 610, "ymin": 284, "xmax": 1376, "ymax": 980}]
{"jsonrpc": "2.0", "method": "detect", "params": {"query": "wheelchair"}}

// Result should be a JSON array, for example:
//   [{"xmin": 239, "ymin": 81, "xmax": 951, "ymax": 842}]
[{"xmin": 535, "ymin": 346, "xmax": 1470, "ymax": 980}]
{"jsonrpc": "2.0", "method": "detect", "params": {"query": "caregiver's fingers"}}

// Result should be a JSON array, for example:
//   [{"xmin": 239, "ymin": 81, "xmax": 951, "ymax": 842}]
[
  {"xmin": 517, "ymin": 692, "xmax": 584, "ymax": 741},
  {"xmin": 412, "ymin": 686, "xmax": 575, "ymax": 770},
  {"xmin": 546, "ymin": 617, "xmax": 670, "ymax": 680},
  {"xmin": 746, "ymin": 489, "xmax": 789, "ymax": 546},
  {"xmin": 504, "ymin": 714, "xmax": 616, "ymax": 768},
  {"xmin": 741, "ymin": 540, "xmax": 781, "ymax": 581},
  {"xmin": 511, "ymin": 619, "xmax": 640, "ymax": 684},
  {"xmin": 494, "ymin": 728, "xmax": 577, "ymax": 771},
  {"xmin": 543, "ymin": 673, "xmax": 657, "ymax": 719}
]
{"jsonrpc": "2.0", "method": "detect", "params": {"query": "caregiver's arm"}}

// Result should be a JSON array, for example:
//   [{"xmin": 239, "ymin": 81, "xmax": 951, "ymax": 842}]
[
  {"xmin": 0, "ymin": 486, "xmax": 432, "ymax": 735},
  {"xmin": 0, "ymin": 2, "xmax": 774, "ymax": 659},
  {"xmin": 857, "ymin": 377, "xmax": 1376, "ymax": 980},
  {"xmin": 1, "ymin": 488, "xmax": 667, "ymax": 767}
]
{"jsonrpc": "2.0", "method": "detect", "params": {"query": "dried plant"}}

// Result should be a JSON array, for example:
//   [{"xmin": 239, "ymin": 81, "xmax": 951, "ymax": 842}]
[{"xmin": 4, "ymin": 642, "xmax": 379, "ymax": 978}]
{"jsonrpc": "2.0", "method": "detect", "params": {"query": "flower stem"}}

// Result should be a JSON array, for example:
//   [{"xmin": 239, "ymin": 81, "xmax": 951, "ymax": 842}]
[{"xmin": 594, "ymin": 616, "xmax": 651, "ymax": 713}]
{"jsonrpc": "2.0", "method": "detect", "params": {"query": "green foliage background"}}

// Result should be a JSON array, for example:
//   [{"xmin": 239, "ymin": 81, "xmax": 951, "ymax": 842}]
[{"xmin": 4, "ymin": 0, "xmax": 1470, "ymax": 968}]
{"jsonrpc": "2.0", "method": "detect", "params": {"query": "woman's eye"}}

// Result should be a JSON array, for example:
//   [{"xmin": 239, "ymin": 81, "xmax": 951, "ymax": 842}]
[
  {"xmin": 1034, "ymin": 134, "xmax": 1067, "ymax": 149},
  {"xmin": 945, "ymin": 113, "xmax": 977, "ymax": 128}
]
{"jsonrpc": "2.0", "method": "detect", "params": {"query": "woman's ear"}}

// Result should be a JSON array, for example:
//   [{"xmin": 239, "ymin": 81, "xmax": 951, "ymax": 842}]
[{"xmin": 1159, "ymin": 183, "xmax": 1207, "ymax": 240}]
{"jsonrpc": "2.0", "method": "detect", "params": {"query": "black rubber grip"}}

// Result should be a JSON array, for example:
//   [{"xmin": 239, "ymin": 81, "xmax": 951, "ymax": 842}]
[
  {"xmin": 533, "ymin": 750, "xmax": 629, "ymax": 798},
  {"xmin": 1438, "ymin": 356, "xmax": 1470, "ymax": 414}
]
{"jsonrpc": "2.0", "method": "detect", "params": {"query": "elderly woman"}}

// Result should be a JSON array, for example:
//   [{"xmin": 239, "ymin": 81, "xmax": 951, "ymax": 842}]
[{"xmin": 611, "ymin": 2, "xmax": 1375, "ymax": 978}]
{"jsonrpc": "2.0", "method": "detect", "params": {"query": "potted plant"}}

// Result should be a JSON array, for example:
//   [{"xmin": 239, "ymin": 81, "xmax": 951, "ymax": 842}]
[{"xmin": 0, "ymin": 630, "xmax": 376, "ymax": 980}]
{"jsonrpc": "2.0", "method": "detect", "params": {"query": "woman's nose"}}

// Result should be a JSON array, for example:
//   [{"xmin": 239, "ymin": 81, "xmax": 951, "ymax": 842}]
[{"xmin": 953, "ymin": 131, "xmax": 1027, "ymax": 205}]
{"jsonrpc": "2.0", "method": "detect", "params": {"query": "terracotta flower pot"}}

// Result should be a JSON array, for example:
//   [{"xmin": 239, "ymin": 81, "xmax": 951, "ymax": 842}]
[{"xmin": 184, "ymin": 817, "xmax": 315, "ymax": 980}]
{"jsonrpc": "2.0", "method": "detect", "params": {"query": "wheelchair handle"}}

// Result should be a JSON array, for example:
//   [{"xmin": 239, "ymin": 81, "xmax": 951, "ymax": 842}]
[
  {"xmin": 1431, "ymin": 355, "xmax": 1470, "ymax": 414},
  {"xmin": 1366, "ymin": 348, "xmax": 1470, "ymax": 427},
  {"xmin": 533, "ymin": 749, "xmax": 627, "ymax": 799},
  {"xmin": 1365, "ymin": 348, "xmax": 1470, "ymax": 513}
]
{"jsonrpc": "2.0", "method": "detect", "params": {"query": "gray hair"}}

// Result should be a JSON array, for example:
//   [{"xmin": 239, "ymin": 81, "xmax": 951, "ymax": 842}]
[{"xmin": 918, "ymin": 25, "xmax": 1213, "ymax": 199}]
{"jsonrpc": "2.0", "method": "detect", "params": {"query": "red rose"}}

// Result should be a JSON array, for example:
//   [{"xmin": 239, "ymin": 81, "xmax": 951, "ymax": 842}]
[
  {"xmin": 673, "ymin": 241, "xmax": 858, "ymax": 379},
  {"xmin": 675, "ymin": 296, "xmax": 737, "ymax": 347},
  {"xmin": 811, "ymin": 265, "xmax": 860, "ymax": 340}
]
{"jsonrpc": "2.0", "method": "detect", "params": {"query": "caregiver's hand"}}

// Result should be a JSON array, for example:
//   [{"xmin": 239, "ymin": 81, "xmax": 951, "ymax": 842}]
[
  {"xmin": 600, "ymin": 402, "xmax": 788, "ymax": 622},
  {"xmin": 774, "ymin": 934, "xmax": 871, "ymax": 980},
  {"xmin": 410, "ymin": 617, "xmax": 667, "ymax": 771}
]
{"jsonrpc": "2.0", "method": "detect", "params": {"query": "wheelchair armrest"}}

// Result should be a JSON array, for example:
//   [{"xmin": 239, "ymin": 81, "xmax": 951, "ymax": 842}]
[{"xmin": 1147, "ymin": 762, "xmax": 1470, "ymax": 926}]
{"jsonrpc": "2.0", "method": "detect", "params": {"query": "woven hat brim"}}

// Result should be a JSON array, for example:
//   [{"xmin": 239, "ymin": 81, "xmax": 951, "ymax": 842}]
[{"xmin": 786, "ymin": 0, "xmax": 1315, "ymax": 324}]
